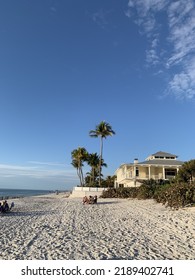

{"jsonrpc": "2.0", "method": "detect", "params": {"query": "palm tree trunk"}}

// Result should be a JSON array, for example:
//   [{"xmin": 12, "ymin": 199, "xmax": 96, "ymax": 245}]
[
  {"xmin": 77, "ymin": 168, "xmax": 82, "ymax": 187},
  {"xmin": 92, "ymin": 167, "xmax": 95, "ymax": 185},
  {"xmin": 99, "ymin": 136, "xmax": 103, "ymax": 187},
  {"xmin": 80, "ymin": 168, "xmax": 84, "ymax": 188},
  {"xmin": 90, "ymin": 170, "xmax": 92, "ymax": 185},
  {"xmin": 78, "ymin": 163, "xmax": 83, "ymax": 189}
]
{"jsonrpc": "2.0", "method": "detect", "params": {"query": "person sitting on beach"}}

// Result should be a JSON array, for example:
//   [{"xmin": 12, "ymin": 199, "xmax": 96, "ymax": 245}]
[
  {"xmin": 89, "ymin": 195, "xmax": 97, "ymax": 204},
  {"xmin": 10, "ymin": 202, "xmax": 14, "ymax": 210},
  {"xmin": 2, "ymin": 200, "xmax": 9, "ymax": 212},
  {"xmin": 82, "ymin": 196, "xmax": 89, "ymax": 204},
  {"xmin": 0, "ymin": 202, "xmax": 2, "ymax": 212},
  {"xmin": 89, "ymin": 195, "xmax": 94, "ymax": 204},
  {"xmin": 93, "ymin": 195, "xmax": 97, "ymax": 204}
]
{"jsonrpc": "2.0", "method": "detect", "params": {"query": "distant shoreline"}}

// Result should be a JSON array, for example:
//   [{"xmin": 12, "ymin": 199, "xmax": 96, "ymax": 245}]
[{"xmin": 0, "ymin": 188, "xmax": 70, "ymax": 200}]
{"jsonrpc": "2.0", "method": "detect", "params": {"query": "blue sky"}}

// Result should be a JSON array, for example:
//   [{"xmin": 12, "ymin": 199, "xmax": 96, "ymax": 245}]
[{"xmin": 0, "ymin": 0, "xmax": 195, "ymax": 190}]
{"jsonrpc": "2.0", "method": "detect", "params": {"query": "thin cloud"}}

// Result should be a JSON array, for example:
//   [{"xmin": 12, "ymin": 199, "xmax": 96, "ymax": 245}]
[
  {"xmin": 50, "ymin": 7, "xmax": 57, "ymax": 13},
  {"xmin": 152, "ymin": 38, "xmax": 158, "ymax": 48},
  {"xmin": 0, "ymin": 164, "xmax": 38, "ymax": 171},
  {"xmin": 146, "ymin": 49, "xmax": 159, "ymax": 66},
  {"xmin": 91, "ymin": 9, "xmax": 112, "ymax": 29},
  {"xmin": 126, "ymin": 0, "xmax": 195, "ymax": 100},
  {"xmin": 127, "ymin": 0, "xmax": 168, "ymax": 17},
  {"xmin": 0, "ymin": 163, "xmax": 77, "ymax": 180},
  {"xmin": 168, "ymin": 58, "xmax": 195, "ymax": 99},
  {"xmin": 28, "ymin": 161, "xmax": 66, "ymax": 167},
  {"xmin": 167, "ymin": 9, "xmax": 195, "ymax": 67}
]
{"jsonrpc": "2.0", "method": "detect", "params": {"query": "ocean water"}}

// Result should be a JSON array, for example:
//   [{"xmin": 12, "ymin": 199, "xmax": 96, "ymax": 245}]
[{"xmin": 0, "ymin": 188, "xmax": 52, "ymax": 199}]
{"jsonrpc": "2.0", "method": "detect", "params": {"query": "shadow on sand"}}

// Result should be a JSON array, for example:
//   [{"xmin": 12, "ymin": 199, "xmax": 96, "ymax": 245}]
[
  {"xmin": 0, "ymin": 210, "xmax": 57, "ymax": 217},
  {"xmin": 96, "ymin": 200, "xmax": 119, "ymax": 205}
]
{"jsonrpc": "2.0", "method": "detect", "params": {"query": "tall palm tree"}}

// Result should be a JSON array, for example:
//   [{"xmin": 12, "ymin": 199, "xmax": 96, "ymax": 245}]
[
  {"xmin": 71, "ymin": 147, "xmax": 88, "ymax": 187},
  {"xmin": 89, "ymin": 121, "xmax": 115, "ymax": 187}
]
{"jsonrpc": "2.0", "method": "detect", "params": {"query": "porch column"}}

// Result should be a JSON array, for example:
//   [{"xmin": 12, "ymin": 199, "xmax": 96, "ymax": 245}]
[
  {"xmin": 133, "ymin": 165, "xmax": 136, "ymax": 178},
  {"xmin": 125, "ymin": 165, "xmax": 127, "ymax": 178},
  {"xmin": 133, "ymin": 164, "xmax": 136, "ymax": 187},
  {"xmin": 148, "ymin": 165, "xmax": 151, "ymax": 179},
  {"xmin": 163, "ymin": 166, "xmax": 165, "ymax": 179}
]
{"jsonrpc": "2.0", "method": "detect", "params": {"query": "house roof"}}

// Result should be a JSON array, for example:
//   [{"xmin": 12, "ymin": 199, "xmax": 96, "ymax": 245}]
[
  {"xmin": 150, "ymin": 151, "xmax": 177, "ymax": 158},
  {"xmin": 117, "ymin": 163, "xmax": 133, "ymax": 169},
  {"xmin": 137, "ymin": 159, "xmax": 183, "ymax": 166}
]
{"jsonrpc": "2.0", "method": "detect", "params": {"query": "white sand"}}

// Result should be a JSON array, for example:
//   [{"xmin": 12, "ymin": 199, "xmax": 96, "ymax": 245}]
[{"xmin": 0, "ymin": 194, "xmax": 195, "ymax": 260}]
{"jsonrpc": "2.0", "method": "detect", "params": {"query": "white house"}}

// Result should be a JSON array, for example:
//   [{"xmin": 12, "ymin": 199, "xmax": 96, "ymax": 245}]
[{"xmin": 115, "ymin": 151, "xmax": 184, "ymax": 188}]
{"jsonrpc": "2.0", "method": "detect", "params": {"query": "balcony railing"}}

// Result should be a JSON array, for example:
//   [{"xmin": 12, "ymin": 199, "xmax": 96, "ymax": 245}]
[{"xmin": 121, "ymin": 174, "xmax": 175, "ymax": 180}]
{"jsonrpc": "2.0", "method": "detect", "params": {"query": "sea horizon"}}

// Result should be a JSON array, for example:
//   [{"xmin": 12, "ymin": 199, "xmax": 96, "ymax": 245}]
[{"xmin": 0, "ymin": 188, "xmax": 55, "ymax": 199}]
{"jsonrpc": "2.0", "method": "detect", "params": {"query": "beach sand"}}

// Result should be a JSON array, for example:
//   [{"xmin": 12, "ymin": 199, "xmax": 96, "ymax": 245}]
[{"xmin": 0, "ymin": 193, "xmax": 195, "ymax": 260}]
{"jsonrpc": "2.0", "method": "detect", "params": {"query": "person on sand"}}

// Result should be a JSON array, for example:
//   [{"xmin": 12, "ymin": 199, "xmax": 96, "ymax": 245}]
[
  {"xmin": 10, "ymin": 202, "xmax": 14, "ymax": 210},
  {"xmin": 82, "ymin": 196, "xmax": 89, "ymax": 204},
  {"xmin": 93, "ymin": 195, "xmax": 97, "ymax": 204},
  {"xmin": 89, "ymin": 195, "xmax": 94, "ymax": 204},
  {"xmin": 2, "ymin": 200, "xmax": 9, "ymax": 212}
]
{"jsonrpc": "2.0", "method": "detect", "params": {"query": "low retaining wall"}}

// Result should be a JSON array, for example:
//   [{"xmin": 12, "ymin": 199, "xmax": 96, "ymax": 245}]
[{"xmin": 69, "ymin": 187, "xmax": 107, "ymax": 198}]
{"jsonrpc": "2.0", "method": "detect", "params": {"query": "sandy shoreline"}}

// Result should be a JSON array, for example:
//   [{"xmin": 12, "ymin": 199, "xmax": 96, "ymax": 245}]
[{"xmin": 0, "ymin": 193, "xmax": 195, "ymax": 260}]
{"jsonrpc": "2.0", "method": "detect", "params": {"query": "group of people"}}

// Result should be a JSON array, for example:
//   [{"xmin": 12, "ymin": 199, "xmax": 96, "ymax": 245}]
[
  {"xmin": 82, "ymin": 195, "xmax": 97, "ymax": 205},
  {"xmin": 0, "ymin": 200, "xmax": 14, "ymax": 213}
]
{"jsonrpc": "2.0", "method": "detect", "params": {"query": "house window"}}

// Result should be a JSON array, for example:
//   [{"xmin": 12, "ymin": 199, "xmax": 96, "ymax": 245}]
[
  {"xmin": 165, "ymin": 169, "xmax": 177, "ymax": 177},
  {"xmin": 136, "ymin": 167, "xmax": 139, "ymax": 177}
]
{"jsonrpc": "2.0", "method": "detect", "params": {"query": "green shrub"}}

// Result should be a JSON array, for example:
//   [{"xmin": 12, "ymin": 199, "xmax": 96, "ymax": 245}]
[
  {"xmin": 101, "ymin": 180, "xmax": 195, "ymax": 209},
  {"xmin": 101, "ymin": 186, "xmax": 139, "ymax": 198},
  {"xmin": 101, "ymin": 188, "xmax": 117, "ymax": 198},
  {"xmin": 136, "ymin": 179, "xmax": 170, "ymax": 200},
  {"xmin": 117, "ymin": 187, "xmax": 139, "ymax": 198},
  {"xmin": 136, "ymin": 179, "xmax": 158, "ymax": 199},
  {"xmin": 153, "ymin": 184, "xmax": 171, "ymax": 204},
  {"xmin": 155, "ymin": 182, "xmax": 195, "ymax": 208}
]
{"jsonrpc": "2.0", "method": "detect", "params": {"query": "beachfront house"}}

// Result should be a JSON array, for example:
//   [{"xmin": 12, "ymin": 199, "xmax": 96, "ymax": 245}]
[{"xmin": 115, "ymin": 151, "xmax": 184, "ymax": 188}]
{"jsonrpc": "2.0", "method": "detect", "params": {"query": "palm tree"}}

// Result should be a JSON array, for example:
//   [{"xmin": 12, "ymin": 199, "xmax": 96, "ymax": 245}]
[
  {"xmin": 86, "ymin": 153, "xmax": 107, "ymax": 186},
  {"xmin": 71, "ymin": 147, "xmax": 88, "ymax": 187},
  {"xmin": 104, "ymin": 175, "xmax": 116, "ymax": 188},
  {"xmin": 86, "ymin": 153, "xmax": 100, "ymax": 186},
  {"xmin": 89, "ymin": 121, "xmax": 115, "ymax": 187},
  {"xmin": 71, "ymin": 159, "xmax": 82, "ymax": 186}
]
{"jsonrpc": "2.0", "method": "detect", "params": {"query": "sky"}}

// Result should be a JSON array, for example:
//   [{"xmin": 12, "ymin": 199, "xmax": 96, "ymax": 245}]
[{"xmin": 0, "ymin": 0, "xmax": 195, "ymax": 190}]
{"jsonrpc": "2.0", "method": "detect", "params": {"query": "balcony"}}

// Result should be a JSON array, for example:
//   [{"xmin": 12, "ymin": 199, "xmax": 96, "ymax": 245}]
[{"xmin": 122, "ymin": 174, "xmax": 165, "ymax": 180}]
